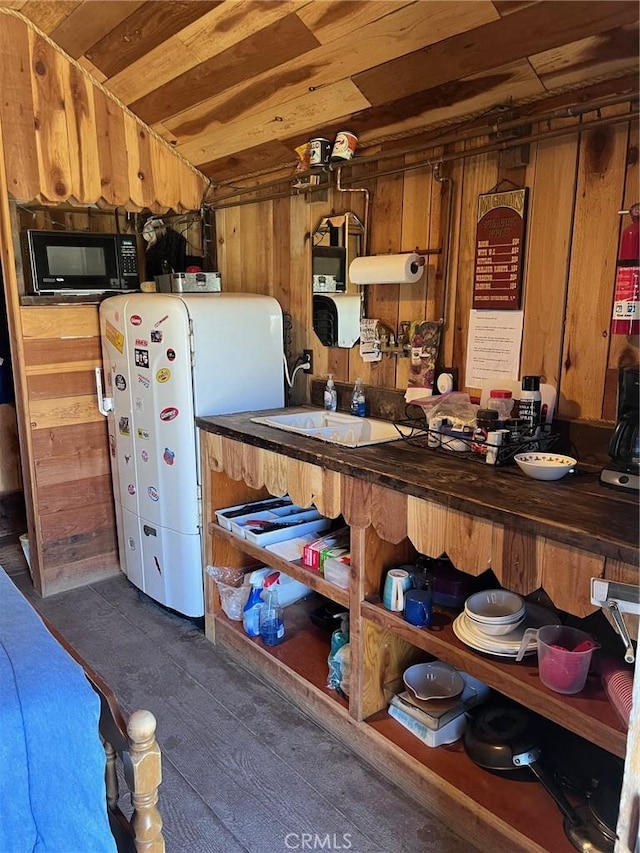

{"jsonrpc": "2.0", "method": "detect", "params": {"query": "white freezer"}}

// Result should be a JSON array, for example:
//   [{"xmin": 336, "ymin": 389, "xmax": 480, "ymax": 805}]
[{"xmin": 99, "ymin": 292, "xmax": 284, "ymax": 616}]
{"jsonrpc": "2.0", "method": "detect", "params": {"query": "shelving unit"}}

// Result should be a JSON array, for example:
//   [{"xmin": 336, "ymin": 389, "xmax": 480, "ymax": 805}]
[{"xmin": 199, "ymin": 424, "xmax": 636, "ymax": 853}]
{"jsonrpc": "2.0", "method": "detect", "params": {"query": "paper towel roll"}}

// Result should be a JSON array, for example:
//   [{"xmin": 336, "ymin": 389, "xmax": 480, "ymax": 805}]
[{"xmin": 349, "ymin": 253, "xmax": 423, "ymax": 285}]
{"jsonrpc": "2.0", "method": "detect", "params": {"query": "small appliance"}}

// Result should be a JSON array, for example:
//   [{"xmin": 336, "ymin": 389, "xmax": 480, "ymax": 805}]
[
  {"xmin": 23, "ymin": 230, "xmax": 140, "ymax": 294},
  {"xmin": 600, "ymin": 365, "xmax": 639, "ymax": 492},
  {"xmin": 312, "ymin": 293, "xmax": 360, "ymax": 347},
  {"xmin": 155, "ymin": 272, "xmax": 221, "ymax": 293}
]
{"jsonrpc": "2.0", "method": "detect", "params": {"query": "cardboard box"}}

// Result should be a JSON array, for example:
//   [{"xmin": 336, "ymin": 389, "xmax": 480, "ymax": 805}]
[{"xmin": 302, "ymin": 527, "xmax": 350, "ymax": 571}]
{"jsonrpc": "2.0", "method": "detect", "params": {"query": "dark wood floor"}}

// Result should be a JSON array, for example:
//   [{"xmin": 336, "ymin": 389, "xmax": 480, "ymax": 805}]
[{"xmin": 2, "ymin": 540, "xmax": 473, "ymax": 853}]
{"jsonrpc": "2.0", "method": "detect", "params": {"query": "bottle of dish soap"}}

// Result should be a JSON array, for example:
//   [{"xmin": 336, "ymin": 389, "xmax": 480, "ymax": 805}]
[
  {"xmin": 324, "ymin": 374, "xmax": 337, "ymax": 411},
  {"xmin": 350, "ymin": 377, "xmax": 366, "ymax": 417},
  {"xmin": 259, "ymin": 572, "xmax": 285, "ymax": 646},
  {"xmin": 242, "ymin": 576, "xmax": 264, "ymax": 638}
]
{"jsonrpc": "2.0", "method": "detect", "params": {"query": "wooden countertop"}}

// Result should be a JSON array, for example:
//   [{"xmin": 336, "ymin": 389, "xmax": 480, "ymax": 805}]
[{"xmin": 197, "ymin": 409, "xmax": 639, "ymax": 565}]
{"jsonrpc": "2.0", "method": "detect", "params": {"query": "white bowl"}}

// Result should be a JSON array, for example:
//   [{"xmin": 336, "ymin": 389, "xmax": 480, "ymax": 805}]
[
  {"xmin": 466, "ymin": 612, "xmax": 526, "ymax": 636},
  {"xmin": 514, "ymin": 452, "xmax": 577, "ymax": 481},
  {"xmin": 465, "ymin": 589, "xmax": 525, "ymax": 622},
  {"xmin": 403, "ymin": 661, "xmax": 464, "ymax": 701}
]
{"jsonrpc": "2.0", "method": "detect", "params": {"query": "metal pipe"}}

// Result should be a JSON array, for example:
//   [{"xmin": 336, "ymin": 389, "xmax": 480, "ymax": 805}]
[
  {"xmin": 335, "ymin": 166, "xmax": 370, "ymax": 255},
  {"xmin": 210, "ymin": 110, "xmax": 636, "ymax": 210},
  {"xmin": 208, "ymin": 92, "xmax": 637, "ymax": 206},
  {"xmin": 433, "ymin": 162, "xmax": 453, "ymax": 327}
]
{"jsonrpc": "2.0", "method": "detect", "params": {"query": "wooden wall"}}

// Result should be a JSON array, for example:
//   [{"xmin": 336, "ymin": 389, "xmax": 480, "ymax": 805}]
[
  {"xmin": 215, "ymin": 105, "xmax": 639, "ymax": 421},
  {"xmin": 0, "ymin": 13, "xmax": 208, "ymax": 594}
]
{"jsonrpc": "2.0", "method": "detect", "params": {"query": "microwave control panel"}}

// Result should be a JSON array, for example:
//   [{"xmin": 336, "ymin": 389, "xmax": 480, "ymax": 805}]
[{"xmin": 117, "ymin": 235, "xmax": 140, "ymax": 281}]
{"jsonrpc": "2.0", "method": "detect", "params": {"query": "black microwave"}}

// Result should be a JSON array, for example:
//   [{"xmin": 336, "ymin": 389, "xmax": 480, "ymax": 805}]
[{"xmin": 22, "ymin": 230, "xmax": 140, "ymax": 294}]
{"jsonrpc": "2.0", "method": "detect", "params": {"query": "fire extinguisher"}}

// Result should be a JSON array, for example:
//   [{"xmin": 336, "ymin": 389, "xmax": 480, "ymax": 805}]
[{"xmin": 611, "ymin": 202, "xmax": 639, "ymax": 335}]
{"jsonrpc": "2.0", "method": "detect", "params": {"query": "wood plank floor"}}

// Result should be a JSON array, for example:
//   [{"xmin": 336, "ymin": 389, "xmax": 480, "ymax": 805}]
[{"xmin": 2, "ymin": 541, "xmax": 474, "ymax": 853}]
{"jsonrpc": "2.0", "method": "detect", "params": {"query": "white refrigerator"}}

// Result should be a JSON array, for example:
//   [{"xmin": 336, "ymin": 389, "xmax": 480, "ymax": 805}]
[{"xmin": 97, "ymin": 292, "xmax": 284, "ymax": 617}]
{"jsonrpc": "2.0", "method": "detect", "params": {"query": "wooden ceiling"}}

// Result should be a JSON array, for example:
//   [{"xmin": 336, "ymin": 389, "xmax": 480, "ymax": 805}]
[{"xmin": 2, "ymin": 0, "xmax": 639, "ymax": 183}]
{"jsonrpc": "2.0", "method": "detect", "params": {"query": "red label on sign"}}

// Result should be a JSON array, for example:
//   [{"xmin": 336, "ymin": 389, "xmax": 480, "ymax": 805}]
[
  {"xmin": 160, "ymin": 407, "xmax": 179, "ymax": 422},
  {"xmin": 130, "ymin": 315, "xmax": 142, "ymax": 326}
]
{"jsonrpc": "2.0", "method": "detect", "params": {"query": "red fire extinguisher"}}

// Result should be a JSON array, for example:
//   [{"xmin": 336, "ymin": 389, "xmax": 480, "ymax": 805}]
[{"xmin": 611, "ymin": 202, "xmax": 639, "ymax": 335}]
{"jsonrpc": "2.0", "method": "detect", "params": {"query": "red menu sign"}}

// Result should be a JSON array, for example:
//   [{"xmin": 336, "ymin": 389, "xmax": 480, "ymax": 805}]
[{"xmin": 473, "ymin": 188, "xmax": 529, "ymax": 310}]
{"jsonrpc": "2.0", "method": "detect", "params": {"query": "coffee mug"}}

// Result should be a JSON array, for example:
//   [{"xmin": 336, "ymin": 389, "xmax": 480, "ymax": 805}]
[
  {"xmin": 403, "ymin": 589, "xmax": 433, "ymax": 627},
  {"xmin": 382, "ymin": 569, "xmax": 412, "ymax": 611}
]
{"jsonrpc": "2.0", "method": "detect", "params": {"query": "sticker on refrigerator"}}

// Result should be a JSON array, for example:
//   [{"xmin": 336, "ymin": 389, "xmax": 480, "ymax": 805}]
[
  {"xmin": 141, "ymin": 449, "xmax": 149, "ymax": 462},
  {"xmin": 128, "ymin": 484, "xmax": 136, "ymax": 495},
  {"xmin": 148, "ymin": 486, "xmax": 159, "ymax": 502},
  {"xmin": 154, "ymin": 556, "xmax": 162, "ymax": 575},
  {"xmin": 134, "ymin": 396, "xmax": 143, "ymax": 412},
  {"xmin": 156, "ymin": 368, "xmax": 171, "ymax": 384},
  {"xmin": 137, "ymin": 428, "xmax": 150, "ymax": 440},
  {"xmin": 115, "ymin": 374, "xmax": 127, "ymax": 391},
  {"xmin": 105, "ymin": 320, "xmax": 124, "ymax": 353},
  {"xmin": 118, "ymin": 416, "xmax": 130, "ymax": 436},
  {"xmin": 163, "ymin": 447, "xmax": 175, "ymax": 465},
  {"xmin": 135, "ymin": 348, "xmax": 149, "ymax": 368},
  {"xmin": 109, "ymin": 436, "xmax": 116, "ymax": 458},
  {"xmin": 138, "ymin": 374, "xmax": 150, "ymax": 388},
  {"xmin": 127, "ymin": 537, "xmax": 136, "ymax": 550},
  {"xmin": 135, "ymin": 338, "xmax": 148, "ymax": 347},
  {"xmin": 155, "ymin": 315, "xmax": 169, "ymax": 328},
  {"xmin": 166, "ymin": 348, "xmax": 176, "ymax": 361},
  {"xmin": 124, "ymin": 454, "xmax": 131, "ymax": 465},
  {"xmin": 160, "ymin": 406, "xmax": 179, "ymax": 422},
  {"xmin": 130, "ymin": 315, "xmax": 142, "ymax": 326},
  {"xmin": 151, "ymin": 330, "xmax": 163, "ymax": 343}
]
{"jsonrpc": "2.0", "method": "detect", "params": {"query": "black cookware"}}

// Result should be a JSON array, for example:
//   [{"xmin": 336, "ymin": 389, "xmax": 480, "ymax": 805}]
[{"xmin": 463, "ymin": 702, "xmax": 582, "ymax": 826}]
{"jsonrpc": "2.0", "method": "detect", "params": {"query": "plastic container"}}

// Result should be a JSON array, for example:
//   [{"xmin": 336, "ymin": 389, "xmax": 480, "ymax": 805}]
[
  {"xmin": 350, "ymin": 377, "xmax": 366, "ymax": 417},
  {"xmin": 519, "ymin": 376, "xmax": 542, "ymax": 428},
  {"xmin": 242, "ymin": 578, "xmax": 264, "ymax": 637},
  {"xmin": 323, "ymin": 555, "xmax": 351, "ymax": 589},
  {"xmin": 518, "ymin": 625, "xmax": 599, "ymax": 694},
  {"xmin": 487, "ymin": 389, "xmax": 514, "ymax": 422},
  {"xmin": 259, "ymin": 573, "xmax": 285, "ymax": 646},
  {"xmin": 324, "ymin": 374, "xmax": 337, "ymax": 411}
]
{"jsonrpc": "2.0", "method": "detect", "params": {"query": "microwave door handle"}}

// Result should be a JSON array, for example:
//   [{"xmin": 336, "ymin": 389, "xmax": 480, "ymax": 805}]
[{"xmin": 95, "ymin": 367, "xmax": 113, "ymax": 416}]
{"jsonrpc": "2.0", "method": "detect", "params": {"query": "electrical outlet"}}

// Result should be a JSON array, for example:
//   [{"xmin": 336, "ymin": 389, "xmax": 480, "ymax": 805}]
[{"xmin": 302, "ymin": 349, "xmax": 314, "ymax": 373}]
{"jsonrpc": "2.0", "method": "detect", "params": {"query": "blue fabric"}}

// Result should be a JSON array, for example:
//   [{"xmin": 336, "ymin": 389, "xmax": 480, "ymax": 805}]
[{"xmin": 0, "ymin": 567, "xmax": 116, "ymax": 853}]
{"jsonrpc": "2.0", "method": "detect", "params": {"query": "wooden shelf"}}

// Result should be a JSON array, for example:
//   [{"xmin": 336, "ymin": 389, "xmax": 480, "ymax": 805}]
[
  {"xmin": 214, "ymin": 595, "xmax": 349, "ymax": 714},
  {"xmin": 361, "ymin": 599, "xmax": 627, "ymax": 758},
  {"xmin": 365, "ymin": 712, "xmax": 576, "ymax": 853},
  {"xmin": 209, "ymin": 522, "xmax": 350, "ymax": 608}
]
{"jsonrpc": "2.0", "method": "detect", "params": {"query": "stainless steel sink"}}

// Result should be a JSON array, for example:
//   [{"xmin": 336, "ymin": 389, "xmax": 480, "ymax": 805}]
[{"xmin": 250, "ymin": 409, "xmax": 411, "ymax": 448}]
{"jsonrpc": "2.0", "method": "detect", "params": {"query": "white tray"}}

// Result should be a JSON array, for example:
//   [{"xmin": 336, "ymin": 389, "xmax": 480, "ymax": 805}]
[
  {"xmin": 229, "ymin": 505, "xmax": 308, "ymax": 538},
  {"xmin": 244, "ymin": 515, "xmax": 331, "ymax": 546},
  {"xmin": 215, "ymin": 496, "xmax": 292, "ymax": 530}
]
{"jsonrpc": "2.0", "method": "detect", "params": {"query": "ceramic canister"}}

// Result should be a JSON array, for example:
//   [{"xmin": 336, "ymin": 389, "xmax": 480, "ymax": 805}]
[
  {"xmin": 309, "ymin": 137, "xmax": 331, "ymax": 167},
  {"xmin": 330, "ymin": 130, "xmax": 358, "ymax": 163}
]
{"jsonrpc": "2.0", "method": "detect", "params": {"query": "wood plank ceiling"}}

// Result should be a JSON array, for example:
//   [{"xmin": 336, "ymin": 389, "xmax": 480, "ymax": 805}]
[{"xmin": 2, "ymin": 0, "xmax": 639, "ymax": 183}]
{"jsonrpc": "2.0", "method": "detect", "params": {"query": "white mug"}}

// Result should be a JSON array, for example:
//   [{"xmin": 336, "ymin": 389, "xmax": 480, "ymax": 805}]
[{"xmin": 383, "ymin": 569, "xmax": 411, "ymax": 611}]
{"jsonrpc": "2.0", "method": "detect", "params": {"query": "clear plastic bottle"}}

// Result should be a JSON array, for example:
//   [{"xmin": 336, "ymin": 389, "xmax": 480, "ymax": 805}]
[
  {"xmin": 324, "ymin": 374, "xmax": 337, "ymax": 411},
  {"xmin": 487, "ymin": 389, "xmax": 514, "ymax": 423},
  {"xmin": 242, "ymin": 578, "xmax": 264, "ymax": 638},
  {"xmin": 259, "ymin": 572, "xmax": 285, "ymax": 646},
  {"xmin": 519, "ymin": 376, "xmax": 542, "ymax": 430},
  {"xmin": 350, "ymin": 377, "xmax": 366, "ymax": 417}
]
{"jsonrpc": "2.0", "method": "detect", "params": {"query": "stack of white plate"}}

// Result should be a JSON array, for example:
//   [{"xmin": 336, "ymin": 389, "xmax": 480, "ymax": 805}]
[{"xmin": 452, "ymin": 602, "xmax": 557, "ymax": 657}]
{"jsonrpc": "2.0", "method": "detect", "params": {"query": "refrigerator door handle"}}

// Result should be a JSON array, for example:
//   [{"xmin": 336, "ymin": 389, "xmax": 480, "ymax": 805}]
[{"xmin": 95, "ymin": 367, "xmax": 114, "ymax": 416}]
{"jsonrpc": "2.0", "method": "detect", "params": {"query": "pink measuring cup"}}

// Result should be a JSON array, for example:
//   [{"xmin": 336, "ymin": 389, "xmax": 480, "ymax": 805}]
[{"xmin": 516, "ymin": 625, "xmax": 599, "ymax": 694}]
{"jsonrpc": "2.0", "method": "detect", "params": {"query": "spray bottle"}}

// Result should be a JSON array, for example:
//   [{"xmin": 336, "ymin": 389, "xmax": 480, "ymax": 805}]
[
  {"xmin": 242, "ymin": 575, "xmax": 264, "ymax": 638},
  {"xmin": 259, "ymin": 571, "xmax": 285, "ymax": 646}
]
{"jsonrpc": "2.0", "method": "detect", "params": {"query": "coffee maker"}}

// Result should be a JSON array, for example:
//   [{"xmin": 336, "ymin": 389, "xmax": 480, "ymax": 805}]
[{"xmin": 600, "ymin": 365, "xmax": 640, "ymax": 492}]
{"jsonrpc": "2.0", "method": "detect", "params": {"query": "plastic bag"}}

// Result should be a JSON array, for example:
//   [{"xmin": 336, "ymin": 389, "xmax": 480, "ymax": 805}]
[
  {"xmin": 205, "ymin": 565, "xmax": 251, "ymax": 620},
  {"xmin": 425, "ymin": 392, "xmax": 477, "ymax": 431}
]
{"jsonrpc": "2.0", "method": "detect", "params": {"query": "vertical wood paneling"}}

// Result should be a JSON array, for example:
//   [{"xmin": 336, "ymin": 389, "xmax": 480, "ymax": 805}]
[
  {"xmin": 0, "ymin": 13, "xmax": 207, "ymax": 208},
  {"xmin": 603, "ymin": 114, "xmax": 639, "ymax": 420},
  {"xmin": 0, "ymin": 16, "xmax": 41, "ymax": 202},
  {"xmin": 520, "ymin": 123, "xmax": 579, "ymax": 388},
  {"xmin": 452, "ymin": 146, "xmax": 499, "ymax": 393},
  {"xmin": 560, "ymin": 108, "xmax": 630, "ymax": 419}
]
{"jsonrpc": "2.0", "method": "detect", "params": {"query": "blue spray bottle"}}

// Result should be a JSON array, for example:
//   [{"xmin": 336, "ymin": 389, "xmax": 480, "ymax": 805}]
[{"xmin": 242, "ymin": 576, "xmax": 264, "ymax": 638}]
